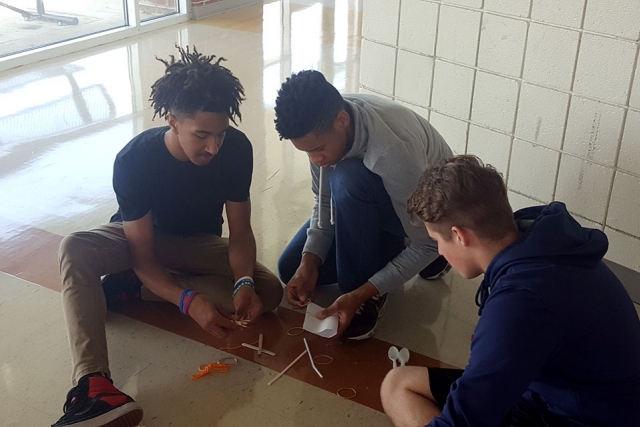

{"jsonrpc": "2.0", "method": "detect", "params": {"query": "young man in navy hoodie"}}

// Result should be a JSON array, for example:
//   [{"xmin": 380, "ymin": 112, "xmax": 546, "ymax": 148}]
[{"xmin": 381, "ymin": 155, "xmax": 640, "ymax": 427}]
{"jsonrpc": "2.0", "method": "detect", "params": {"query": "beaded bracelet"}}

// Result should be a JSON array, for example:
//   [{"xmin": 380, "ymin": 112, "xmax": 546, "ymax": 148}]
[{"xmin": 232, "ymin": 276, "xmax": 255, "ymax": 297}]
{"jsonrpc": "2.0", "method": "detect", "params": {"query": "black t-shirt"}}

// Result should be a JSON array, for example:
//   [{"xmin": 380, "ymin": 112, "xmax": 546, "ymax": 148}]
[{"xmin": 111, "ymin": 126, "xmax": 253, "ymax": 236}]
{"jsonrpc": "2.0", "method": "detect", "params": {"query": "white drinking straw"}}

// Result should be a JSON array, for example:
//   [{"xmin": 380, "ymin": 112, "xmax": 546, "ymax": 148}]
[{"xmin": 267, "ymin": 349, "xmax": 308, "ymax": 386}]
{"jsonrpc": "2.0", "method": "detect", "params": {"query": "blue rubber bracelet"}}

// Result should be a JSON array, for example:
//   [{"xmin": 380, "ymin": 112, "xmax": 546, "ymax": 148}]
[{"xmin": 179, "ymin": 289, "xmax": 192, "ymax": 314}]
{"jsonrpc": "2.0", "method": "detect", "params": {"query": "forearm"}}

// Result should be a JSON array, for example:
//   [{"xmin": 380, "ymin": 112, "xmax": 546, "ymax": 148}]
[
  {"xmin": 133, "ymin": 261, "xmax": 183, "ymax": 305},
  {"xmin": 349, "ymin": 281, "xmax": 379, "ymax": 305},
  {"xmin": 228, "ymin": 231, "xmax": 257, "ymax": 281},
  {"xmin": 370, "ymin": 243, "xmax": 439, "ymax": 295}
]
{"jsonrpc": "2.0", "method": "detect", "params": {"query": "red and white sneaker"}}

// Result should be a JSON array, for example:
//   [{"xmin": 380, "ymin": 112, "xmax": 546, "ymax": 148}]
[{"xmin": 52, "ymin": 374, "xmax": 143, "ymax": 427}]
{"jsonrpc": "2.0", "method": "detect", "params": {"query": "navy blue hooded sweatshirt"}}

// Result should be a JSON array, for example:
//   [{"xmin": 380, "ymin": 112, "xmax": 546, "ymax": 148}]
[{"xmin": 430, "ymin": 202, "xmax": 640, "ymax": 427}]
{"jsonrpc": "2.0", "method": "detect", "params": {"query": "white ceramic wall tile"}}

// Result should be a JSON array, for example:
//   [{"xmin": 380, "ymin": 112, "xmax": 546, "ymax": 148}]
[
  {"xmin": 523, "ymin": 23, "xmax": 579, "ymax": 91},
  {"xmin": 484, "ymin": 0, "xmax": 531, "ymax": 17},
  {"xmin": 396, "ymin": 100, "xmax": 429, "ymax": 119},
  {"xmin": 508, "ymin": 139, "xmax": 559, "ymax": 201},
  {"xmin": 618, "ymin": 110, "xmax": 640, "ymax": 175},
  {"xmin": 362, "ymin": 0, "xmax": 400, "ymax": 45},
  {"xmin": 431, "ymin": 60, "xmax": 475, "ymax": 120},
  {"xmin": 471, "ymin": 71, "xmax": 519, "ymax": 133},
  {"xmin": 563, "ymin": 96, "xmax": 624, "ymax": 167},
  {"xmin": 399, "ymin": 0, "xmax": 439, "ymax": 56},
  {"xmin": 358, "ymin": 87, "xmax": 393, "ymax": 100},
  {"xmin": 442, "ymin": 0, "xmax": 483, "ymax": 8},
  {"xmin": 508, "ymin": 190, "xmax": 542, "ymax": 211},
  {"xmin": 437, "ymin": 5, "xmax": 482, "ymax": 66},
  {"xmin": 573, "ymin": 34, "xmax": 636, "ymax": 105},
  {"xmin": 360, "ymin": 40, "xmax": 397, "ymax": 95},
  {"xmin": 467, "ymin": 125, "xmax": 511, "ymax": 175},
  {"xmin": 583, "ymin": 0, "xmax": 640, "ymax": 40},
  {"xmin": 555, "ymin": 155, "xmax": 614, "ymax": 223},
  {"xmin": 530, "ymin": 0, "xmax": 585, "ymax": 28},
  {"xmin": 429, "ymin": 112, "xmax": 469, "ymax": 154},
  {"xmin": 395, "ymin": 50, "xmax": 434, "ymax": 106},
  {"xmin": 515, "ymin": 83, "xmax": 569, "ymax": 149},
  {"xmin": 631, "ymin": 61, "xmax": 640, "ymax": 110},
  {"xmin": 477, "ymin": 14, "xmax": 528, "ymax": 77},
  {"xmin": 607, "ymin": 171, "xmax": 640, "ymax": 238},
  {"xmin": 605, "ymin": 227, "xmax": 640, "ymax": 272}
]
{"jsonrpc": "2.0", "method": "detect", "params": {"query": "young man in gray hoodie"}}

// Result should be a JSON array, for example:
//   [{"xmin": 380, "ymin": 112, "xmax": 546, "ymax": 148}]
[{"xmin": 275, "ymin": 70, "xmax": 453, "ymax": 339}]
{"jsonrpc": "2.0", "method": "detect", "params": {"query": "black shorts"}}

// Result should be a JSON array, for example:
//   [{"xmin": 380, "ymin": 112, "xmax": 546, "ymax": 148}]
[{"xmin": 428, "ymin": 368, "xmax": 577, "ymax": 427}]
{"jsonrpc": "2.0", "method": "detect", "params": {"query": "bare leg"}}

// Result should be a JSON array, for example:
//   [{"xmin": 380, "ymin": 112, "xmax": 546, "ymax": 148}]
[{"xmin": 380, "ymin": 366, "xmax": 441, "ymax": 427}]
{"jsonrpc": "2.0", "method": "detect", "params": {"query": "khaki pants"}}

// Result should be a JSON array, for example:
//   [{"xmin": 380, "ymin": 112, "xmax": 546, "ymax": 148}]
[{"xmin": 59, "ymin": 223, "xmax": 283, "ymax": 384}]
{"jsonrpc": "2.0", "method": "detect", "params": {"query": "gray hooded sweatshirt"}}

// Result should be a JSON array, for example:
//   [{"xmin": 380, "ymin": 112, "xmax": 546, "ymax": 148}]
[{"xmin": 302, "ymin": 94, "xmax": 453, "ymax": 295}]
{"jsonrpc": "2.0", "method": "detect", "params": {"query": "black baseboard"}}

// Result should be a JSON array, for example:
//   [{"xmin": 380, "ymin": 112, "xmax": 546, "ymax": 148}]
[{"xmin": 604, "ymin": 259, "xmax": 640, "ymax": 305}]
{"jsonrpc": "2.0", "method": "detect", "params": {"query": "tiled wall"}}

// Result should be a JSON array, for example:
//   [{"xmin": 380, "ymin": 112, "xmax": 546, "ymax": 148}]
[{"xmin": 360, "ymin": 0, "xmax": 640, "ymax": 272}]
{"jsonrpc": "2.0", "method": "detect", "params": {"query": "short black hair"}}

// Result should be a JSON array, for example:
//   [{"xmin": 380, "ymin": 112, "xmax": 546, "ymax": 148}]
[
  {"xmin": 150, "ymin": 45, "xmax": 245, "ymax": 124},
  {"xmin": 274, "ymin": 70, "xmax": 345, "ymax": 140}
]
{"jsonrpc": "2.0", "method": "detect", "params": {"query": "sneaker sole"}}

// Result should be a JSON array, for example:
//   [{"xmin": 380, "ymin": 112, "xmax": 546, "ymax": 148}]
[
  {"xmin": 65, "ymin": 402, "xmax": 143, "ymax": 427},
  {"xmin": 346, "ymin": 326, "xmax": 376, "ymax": 341},
  {"xmin": 424, "ymin": 263, "xmax": 452, "ymax": 280}
]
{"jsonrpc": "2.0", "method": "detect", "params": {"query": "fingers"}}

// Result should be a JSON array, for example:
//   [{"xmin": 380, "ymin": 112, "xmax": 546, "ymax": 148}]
[
  {"xmin": 207, "ymin": 320, "xmax": 236, "ymax": 339},
  {"xmin": 317, "ymin": 302, "xmax": 338, "ymax": 319}
]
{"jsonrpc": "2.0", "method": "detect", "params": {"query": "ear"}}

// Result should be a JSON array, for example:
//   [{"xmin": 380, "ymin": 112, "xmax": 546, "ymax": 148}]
[
  {"xmin": 334, "ymin": 110, "xmax": 350, "ymax": 130},
  {"xmin": 167, "ymin": 114, "xmax": 180, "ymax": 134},
  {"xmin": 451, "ymin": 226, "xmax": 472, "ymax": 247}
]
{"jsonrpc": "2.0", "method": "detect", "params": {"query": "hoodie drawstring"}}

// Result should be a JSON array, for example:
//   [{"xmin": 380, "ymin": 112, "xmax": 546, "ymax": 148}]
[
  {"xmin": 317, "ymin": 167, "xmax": 335, "ymax": 229},
  {"xmin": 475, "ymin": 279, "xmax": 490, "ymax": 316}
]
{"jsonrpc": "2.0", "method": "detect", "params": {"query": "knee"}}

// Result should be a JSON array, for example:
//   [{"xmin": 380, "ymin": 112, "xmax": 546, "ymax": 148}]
[
  {"xmin": 277, "ymin": 249, "xmax": 299, "ymax": 283},
  {"xmin": 58, "ymin": 232, "xmax": 88, "ymax": 267},
  {"xmin": 330, "ymin": 159, "xmax": 376, "ymax": 202},
  {"xmin": 381, "ymin": 367, "xmax": 408, "ymax": 406},
  {"xmin": 259, "ymin": 273, "xmax": 284, "ymax": 312}
]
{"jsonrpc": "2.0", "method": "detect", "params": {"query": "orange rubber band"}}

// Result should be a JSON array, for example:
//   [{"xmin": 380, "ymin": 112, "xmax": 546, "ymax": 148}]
[
  {"xmin": 313, "ymin": 355, "xmax": 333, "ymax": 365},
  {"xmin": 191, "ymin": 362, "xmax": 231, "ymax": 380},
  {"xmin": 286, "ymin": 327, "xmax": 304, "ymax": 336},
  {"xmin": 336, "ymin": 388, "xmax": 357, "ymax": 399}
]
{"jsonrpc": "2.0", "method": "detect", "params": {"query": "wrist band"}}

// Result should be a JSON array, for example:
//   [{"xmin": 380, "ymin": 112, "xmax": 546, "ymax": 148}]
[
  {"xmin": 179, "ymin": 289, "xmax": 195, "ymax": 315},
  {"xmin": 232, "ymin": 277, "xmax": 254, "ymax": 297},
  {"xmin": 183, "ymin": 291, "xmax": 198, "ymax": 315}
]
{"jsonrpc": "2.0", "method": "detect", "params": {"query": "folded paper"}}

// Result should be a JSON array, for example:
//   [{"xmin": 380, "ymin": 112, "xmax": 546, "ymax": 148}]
[{"xmin": 302, "ymin": 302, "xmax": 338, "ymax": 338}]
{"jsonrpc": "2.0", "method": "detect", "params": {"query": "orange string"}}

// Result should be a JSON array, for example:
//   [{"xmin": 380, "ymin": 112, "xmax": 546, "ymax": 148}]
[{"xmin": 191, "ymin": 363, "xmax": 231, "ymax": 380}]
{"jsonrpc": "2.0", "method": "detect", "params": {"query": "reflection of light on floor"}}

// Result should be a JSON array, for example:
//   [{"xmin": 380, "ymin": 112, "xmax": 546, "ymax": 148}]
[
  {"xmin": 0, "ymin": 122, "xmax": 134, "ymax": 227},
  {"xmin": 0, "ymin": 47, "xmax": 137, "ymax": 228},
  {"xmin": 291, "ymin": 3, "xmax": 322, "ymax": 72}
]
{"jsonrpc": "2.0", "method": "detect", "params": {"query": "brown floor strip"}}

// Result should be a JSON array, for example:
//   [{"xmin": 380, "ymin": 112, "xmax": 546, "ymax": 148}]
[
  {"xmin": 0, "ymin": 224, "xmax": 454, "ymax": 413},
  {"xmin": 113, "ymin": 300, "xmax": 453, "ymax": 412}
]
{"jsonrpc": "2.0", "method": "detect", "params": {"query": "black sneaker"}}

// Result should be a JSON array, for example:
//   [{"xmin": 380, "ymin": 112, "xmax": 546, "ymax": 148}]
[
  {"xmin": 344, "ymin": 298, "xmax": 379, "ymax": 340},
  {"xmin": 102, "ymin": 270, "xmax": 142, "ymax": 309},
  {"xmin": 419, "ymin": 255, "xmax": 452, "ymax": 280},
  {"xmin": 52, "ymin": 374, "xmax": 143, "ymax": 427}
]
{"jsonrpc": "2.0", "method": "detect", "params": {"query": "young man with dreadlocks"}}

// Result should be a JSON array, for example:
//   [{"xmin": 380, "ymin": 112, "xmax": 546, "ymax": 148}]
[
  {"xmin": 381, "ymin": 155, "xmax": 640, "ymax": 427},
  {"xmin": 274, "ymin": 70, "xmax": 453, "ymax": 340},
  {"xmin": 53, "ymin": 46, "xmax": 283, "ymax": 427}
]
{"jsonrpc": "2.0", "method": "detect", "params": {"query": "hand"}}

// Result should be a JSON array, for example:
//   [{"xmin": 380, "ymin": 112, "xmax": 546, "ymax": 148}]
[
  {"xmin": 188, "ymin": 294, "xmax": 238, "ymax": 339},
  {"xmin": 316, "ymin": 292, "xmax": 364, "ymax": 336},
  {"xmin": 286, "ymin": 261, "xmax": 319, "ymax": 308},
  {"xmin": 233, "ymin": 285, "xmax": 263, "ymax": 323}
]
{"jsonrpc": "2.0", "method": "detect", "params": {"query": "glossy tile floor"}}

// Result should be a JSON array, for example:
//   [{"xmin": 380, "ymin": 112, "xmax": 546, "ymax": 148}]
[{"xmin": 2, "ymin": 1, "xmax": 639, "ymax": 426}]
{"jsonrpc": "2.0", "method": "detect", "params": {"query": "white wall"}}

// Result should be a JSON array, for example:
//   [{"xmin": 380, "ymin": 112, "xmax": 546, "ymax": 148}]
[{"xmin": 360, "ymin": 0, "xmax": 640, "ymax": 273}]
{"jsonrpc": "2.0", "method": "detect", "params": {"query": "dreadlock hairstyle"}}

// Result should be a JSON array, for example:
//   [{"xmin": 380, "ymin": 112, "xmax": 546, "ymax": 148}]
[
  {"xmin": 150, "ymin": 45, "xmax": 245, "ymax": 124},
  {"xmin": 274, "ymin": 70, "xmax": 346, "ymax": 140}
]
